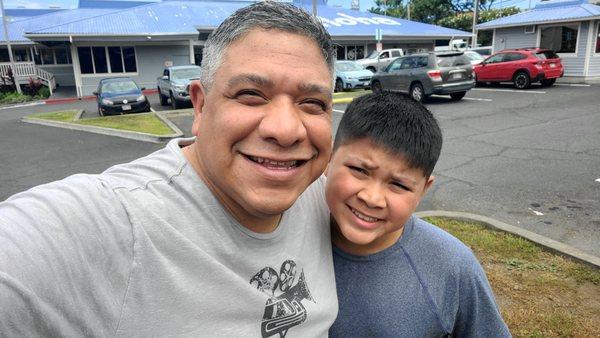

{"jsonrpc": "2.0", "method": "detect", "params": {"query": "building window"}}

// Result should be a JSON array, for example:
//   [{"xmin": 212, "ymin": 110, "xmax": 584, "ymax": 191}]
[
  {"xmin": 596, "ymin": 23, "xmax": 600, "ymax": 54},
  {"xmin": 540, "ymin": 24, "xmax": 578, "ymax": 54},
  {"xmin": 34, "ymin": 48, "xmax": 72, "ymax": 65},
  {"xmin": 55, "ymin": 48, "xmax": 71, "ymax": 64},
  {"xmin": 41, "ymin": 49, "xmax": 54, "ymax": 64},
  {"xmin": 0, "ymin": 48, "xmax": 8, "ymax": 62},
  {"xmin": 13, "ymin": 48, "xmax": 30, "ymax": 62},
  {"xmin": 78, "ymin": 46, "xmax": 137, "ymax": 74}
]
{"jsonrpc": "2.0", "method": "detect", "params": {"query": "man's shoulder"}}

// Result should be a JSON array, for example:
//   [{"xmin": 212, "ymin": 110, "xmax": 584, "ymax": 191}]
[{"xmin": 100, "ymin": 138, "xmax": 191, "ymax": 192}]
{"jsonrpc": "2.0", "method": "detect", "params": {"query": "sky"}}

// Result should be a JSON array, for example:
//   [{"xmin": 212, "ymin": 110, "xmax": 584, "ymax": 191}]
[{"xmin": 2, "ymin": 0, "xmax": 549, "ymax": 11}]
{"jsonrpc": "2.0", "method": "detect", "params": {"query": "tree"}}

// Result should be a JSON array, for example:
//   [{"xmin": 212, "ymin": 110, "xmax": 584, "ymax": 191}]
[
  {"xmin": 436, "ymin": 7, "xmax": 520, "ymax": 45},
  {"xmin": 369, "ymin": 0, "xmax": 407, "ymax": 19},
  {"xmin": 369, "ymin": 0, "xmax": 501, "ymax": 22}
]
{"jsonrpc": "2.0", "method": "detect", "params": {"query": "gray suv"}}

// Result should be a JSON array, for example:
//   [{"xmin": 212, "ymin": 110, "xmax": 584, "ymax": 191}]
[{"xmin": 370, "ymin": 51, "xmax": 475, "ymax": 102}]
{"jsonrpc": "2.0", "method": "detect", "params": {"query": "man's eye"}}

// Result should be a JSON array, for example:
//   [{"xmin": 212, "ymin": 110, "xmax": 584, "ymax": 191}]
[
  {"xmin": 235, "ymin": 90, "xmax": 268, "ymax": 104},
  {"xmin": 300, "ymin": 99, "xmax": 328, "ymax": 114}
]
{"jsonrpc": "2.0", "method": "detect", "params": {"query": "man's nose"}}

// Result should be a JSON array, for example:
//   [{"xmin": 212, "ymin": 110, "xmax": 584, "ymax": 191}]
[
  {"xmin": 357, "ymin": 183, "xmax": 386, "ymax": 209},
  {"xmin": 258, "ymin": 98, "xmax": 307, "ymax": 147}
]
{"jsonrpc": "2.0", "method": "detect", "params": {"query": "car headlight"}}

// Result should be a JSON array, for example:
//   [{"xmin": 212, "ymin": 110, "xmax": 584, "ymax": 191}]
[
  {"xmin": 136, "ymin": 95, "xmax": 146, "ymax": 102},
  {"xmin": 173, "ymin": 84, "xmax": 186, "ymax": 92},
  {"xmin": 101, "ymin": 98, "xmax": 113, "ymax": 105}
]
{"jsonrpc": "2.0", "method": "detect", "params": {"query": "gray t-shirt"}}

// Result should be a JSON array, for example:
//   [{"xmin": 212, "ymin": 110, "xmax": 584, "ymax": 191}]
[
  {"xmin": 330, "ymin": 216, "xmax": 510, "ymax": 337},
  {"xmin": 0, "ymin": 138, "xmax": 337, "ymax": 337}
]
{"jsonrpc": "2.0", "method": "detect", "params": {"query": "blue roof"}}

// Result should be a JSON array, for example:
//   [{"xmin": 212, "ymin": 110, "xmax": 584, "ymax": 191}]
[
  {"xmin": 477, "ymin": 0, "xmax": 600, "ymax": 29},
  {"xmin": 8, "ymin": 1, "xmax": 468, "ymax": 41}
]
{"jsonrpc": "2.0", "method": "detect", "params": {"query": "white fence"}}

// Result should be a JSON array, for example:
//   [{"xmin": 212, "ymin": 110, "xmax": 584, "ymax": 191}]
[{"xmin": 0, "ymin": 62, "xmax": 56, "ymax": 94}]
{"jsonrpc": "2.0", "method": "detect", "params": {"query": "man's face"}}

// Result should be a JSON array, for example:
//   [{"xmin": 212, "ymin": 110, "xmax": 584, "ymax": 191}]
[
  {"xmin": 186, "ymin": 29, "xmax": 333, "ymax": 231},
  {"xmin": 326, "ymin": 138, "xmax": 433, "ymax": 255}
]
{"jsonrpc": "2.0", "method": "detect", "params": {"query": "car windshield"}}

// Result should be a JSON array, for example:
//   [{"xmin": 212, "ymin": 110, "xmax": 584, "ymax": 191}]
[
  {"xmin": 465, "ymin": 52, "xmax": 484, "ymax": 61},
  {"xmin": 535, "ymin": 51, "xmax": 559, "ymax": 60},
  {"xmin": 436, "ymin": 54, "xmax": 470, "ymax": 67},
  {"xmin": 171, "ymin": 68, "xmax": 202, "ymax": 80},
  {"xmin": 336, "ymin": 62, "xmax": 364, "ymax": 72},
  {"xmin": 366, "ymin": 50, "xmax": 380, "ymax": 59},
  {"xmin": 102, "ymin": 80, "xmax": 138, "ymax": 94}
]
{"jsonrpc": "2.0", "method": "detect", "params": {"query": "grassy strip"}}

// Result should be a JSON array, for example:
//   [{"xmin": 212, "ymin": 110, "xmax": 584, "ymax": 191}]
[
  {"xmin": 425, "ymin": 217, "xmax": 600, "ymax": 337},
  {"xmin": 0, "ymin": 89, "xmax": 50, "ymax": 104},
  {"xmin": 28, "ymin": 110, "xmax": 174, "ymax": 136}
]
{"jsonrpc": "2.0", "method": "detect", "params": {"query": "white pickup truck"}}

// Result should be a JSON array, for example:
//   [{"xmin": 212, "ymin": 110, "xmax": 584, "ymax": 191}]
[
  {"xmin": 355, "ymin": 48, "xmax": 404, "ymax": 73},
  {"xmin": 157, "ymin": 65, "xmax": 202, "ymax": 109}
]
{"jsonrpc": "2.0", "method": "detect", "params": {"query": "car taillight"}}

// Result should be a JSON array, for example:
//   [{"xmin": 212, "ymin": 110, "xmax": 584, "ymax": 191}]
[{"xmin": 427, "ymin": 70, "xmax": 442, "ymax": 81}]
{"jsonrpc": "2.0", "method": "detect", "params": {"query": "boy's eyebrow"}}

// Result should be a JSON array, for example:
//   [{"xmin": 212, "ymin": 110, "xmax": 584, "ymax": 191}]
[{"xmin": 391, "ymin": 174, "xmax": 418, "ymax": 186}]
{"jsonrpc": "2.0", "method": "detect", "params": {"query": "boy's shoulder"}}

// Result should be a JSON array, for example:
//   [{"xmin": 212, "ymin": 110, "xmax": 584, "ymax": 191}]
[{"xmin": 402, "ymin": 216, "xmax": 479, "ymax": 270}]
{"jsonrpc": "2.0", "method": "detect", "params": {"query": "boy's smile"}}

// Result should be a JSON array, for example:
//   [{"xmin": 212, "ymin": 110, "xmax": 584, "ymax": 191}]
[{"xmin": 326, "ymin": 138, "xmax": 434, "ymax": 256}]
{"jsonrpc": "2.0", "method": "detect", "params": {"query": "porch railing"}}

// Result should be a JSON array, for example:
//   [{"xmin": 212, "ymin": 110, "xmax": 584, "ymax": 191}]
[{"xmin": 0, "ymin": 62, "xmax": 56, "ymax": 94}]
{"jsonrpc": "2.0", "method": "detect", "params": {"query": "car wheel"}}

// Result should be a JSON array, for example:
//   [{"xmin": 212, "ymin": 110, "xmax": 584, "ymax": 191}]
[
  {"xmin": 98, "ymin": 105, "xmax": 104, "ymax": 117},
  {"xmin": 410, "ymin": 83, "xmax": 425, "ymax": 102},
  {"xmin": 513, "ymin": 71, "xmax": 531, "ymax": 89},
  {"xmin": 450, "ymin": 91, "xmax": 466, "ymax": 101},
  {"xmin": 334, "ymin": 79, "xmax": 344, "ymax": 93},
  {"xmin": 371, "ymin": 81, "xmax": 382, "ymax": 94},
  {"xmin": 170, "ymin": 93, "xmax": 180, "ymax": 110},
  {"xmin": 540, "ymin": 78, "xmax": 556, "ymax": 87},
  {"xmin": 159, "ymin": 89, "xmax": 168, "ymax": 105}
]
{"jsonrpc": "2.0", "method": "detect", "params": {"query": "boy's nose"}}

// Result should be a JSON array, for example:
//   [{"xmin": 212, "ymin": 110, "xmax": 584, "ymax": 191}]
[{"xmin": 357, "ymin": 184, "xmax": 386, "ymax": 209}]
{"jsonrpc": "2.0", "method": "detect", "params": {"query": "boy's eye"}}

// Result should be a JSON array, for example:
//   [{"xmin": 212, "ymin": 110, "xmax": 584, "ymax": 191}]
[
  {"xmin": 348, "ymin": 165, "xmax": 367, "ymax": 175},
  {"xmin": 391, "ymin": 181, "xmax": 411, "ymax": 192}
]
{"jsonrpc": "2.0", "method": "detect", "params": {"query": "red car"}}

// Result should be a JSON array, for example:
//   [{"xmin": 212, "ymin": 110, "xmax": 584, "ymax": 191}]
[{"xmin": 473, "ymin": 48, "xmax": 563, "ymax": 89}]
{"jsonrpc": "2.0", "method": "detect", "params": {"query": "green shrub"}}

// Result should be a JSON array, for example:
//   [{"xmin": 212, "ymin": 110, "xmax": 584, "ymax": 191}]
[
  {"xmin": 36, "ymin": 86, "xmax": 51, "ymax": 99},
  {"xmin": 0, "ymin": 92, "xmax": 31, "ymax": 104}
]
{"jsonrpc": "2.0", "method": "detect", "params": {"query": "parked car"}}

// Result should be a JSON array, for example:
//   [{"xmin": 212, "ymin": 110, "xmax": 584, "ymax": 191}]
[
  {"xmin": 157, "ymin": 65, "xmax": 202, "ymax": 109},
  {"xmin": 469, "ymin": 46, "xmax": 493, "ymax": 56},
  {"xmin": 464, "ymin": 50, "xmax": 485, "ymax": 65},
  {"xmin": 334, "ymin": 61, "xmax": 373, "ymax": 92},
  {"xmin": 370, "ymin": 51, "xmax": 475, "ymax": 102},
  {"xmin": 355, "ymin": 48, "xmax": 404, "ymax": 73},
  {"xmin": 94, "ymin": 77, "xmax": 150, "ymax": 116},
  {"xmin": 473, "ymin": 48, "xmax": 563, "ymax": 89}
]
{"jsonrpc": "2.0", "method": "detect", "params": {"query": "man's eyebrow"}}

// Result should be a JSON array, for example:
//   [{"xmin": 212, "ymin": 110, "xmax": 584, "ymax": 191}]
[
  {"xmin": 298, "ymin": 83, "xmax": 333, "ymax": 100},
  {"xmin": 227, "ymin": 74, "xmax": 274, "ymax": 89}
]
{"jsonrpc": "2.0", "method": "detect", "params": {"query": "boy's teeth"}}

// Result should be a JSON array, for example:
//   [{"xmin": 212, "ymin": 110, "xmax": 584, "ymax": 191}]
[{"xmin": 351, "ymin": 208, "xmax": 378, "ymax": 222}]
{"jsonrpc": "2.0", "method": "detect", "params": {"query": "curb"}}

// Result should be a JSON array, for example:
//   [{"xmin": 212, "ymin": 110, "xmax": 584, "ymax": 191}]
[
  {"xmin": 44, "ymin": 89, "xmax": 159, "ymax": 105},
  {"xmin": 22, "ymin": 112, "xmax": 183, "ymax": 143},
  {"xmin": 332, "ymin": 97, "xmax": 355, "ymax": 104},
  {"xmin": 415, "ymin": 210, "xmax": 600, "ymax": 269}
]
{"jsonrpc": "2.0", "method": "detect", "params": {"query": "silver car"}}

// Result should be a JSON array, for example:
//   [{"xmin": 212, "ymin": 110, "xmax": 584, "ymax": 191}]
[{"xmin": 370, "ymin": 51, "xmax": 475, "ymax": 102}]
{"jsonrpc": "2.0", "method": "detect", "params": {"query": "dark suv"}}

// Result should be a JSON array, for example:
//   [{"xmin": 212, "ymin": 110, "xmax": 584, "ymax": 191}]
[
  {"xmin": 473, "ymin": 48, "xmax": 563, "ymax": 89},
  {"xmin": 370, "ymin": 51, "xmax": 475, "ymax": 102}
]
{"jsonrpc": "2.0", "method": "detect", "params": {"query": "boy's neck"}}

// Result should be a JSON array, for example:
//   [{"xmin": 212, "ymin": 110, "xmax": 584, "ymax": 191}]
[{"xmin": 331, "ymin": 217, "xmax": 405, "ymax": 256}]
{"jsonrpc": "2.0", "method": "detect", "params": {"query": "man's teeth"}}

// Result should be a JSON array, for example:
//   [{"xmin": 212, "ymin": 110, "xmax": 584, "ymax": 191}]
[
  {"xmin": 351, "ymin": 208, "xmax": 379, "ymax": 222},
  {"xmin": 250, "ymin": 156, "xmax": 298, "ymax": 169}
]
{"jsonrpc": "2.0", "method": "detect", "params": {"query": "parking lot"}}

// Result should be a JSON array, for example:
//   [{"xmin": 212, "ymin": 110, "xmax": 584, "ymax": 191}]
[{"xmin": 1, "ymin": 81, "xmax": 599, "ymax": 257}]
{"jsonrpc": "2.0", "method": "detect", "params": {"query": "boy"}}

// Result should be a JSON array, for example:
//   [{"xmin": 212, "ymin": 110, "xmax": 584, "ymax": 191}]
[{"xmin": 327, "ymin": 92, "xmax": 511, "ymax": 337}]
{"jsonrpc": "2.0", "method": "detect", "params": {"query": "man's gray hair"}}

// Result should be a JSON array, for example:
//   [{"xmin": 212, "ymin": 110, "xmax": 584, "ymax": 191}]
[{"xmin": 200, "ymin": 1, "xmax": 335, "ymax": 91}]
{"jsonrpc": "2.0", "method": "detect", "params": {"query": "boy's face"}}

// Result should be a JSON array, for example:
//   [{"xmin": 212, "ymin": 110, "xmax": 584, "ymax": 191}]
[{"xmin": 326, "ymin": 138, "xmax": 434, "ymax": 255}]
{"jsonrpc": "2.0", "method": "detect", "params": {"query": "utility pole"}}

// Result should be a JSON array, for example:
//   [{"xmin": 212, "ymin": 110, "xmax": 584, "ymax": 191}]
[
  {"xmin": 471, "ymin": 0, "xmax": 479, "ymax": 48},
  {"xmin": 407, "ymin": 0, "xmax": 411, "ymax": 20},
  {"xmin": 0, "ymin": 0, "xmax": 21, "ymax": 93},
  {"xmin": 312, "ymin": 0, "xmax": 317, "ymax": 16}
]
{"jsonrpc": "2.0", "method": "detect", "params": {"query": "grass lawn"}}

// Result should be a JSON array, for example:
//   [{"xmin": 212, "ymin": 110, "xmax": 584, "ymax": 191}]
[
  {"xmin": 333, "ymin": 89, "xmax": 371, "ymax": 101},
  {"xmin": 425, "ymin": 217, "xmax": 600, "ymax": 337},
  {"xmin": 28, "ymin": 110, "xmax": 175, "ymax": 136}
]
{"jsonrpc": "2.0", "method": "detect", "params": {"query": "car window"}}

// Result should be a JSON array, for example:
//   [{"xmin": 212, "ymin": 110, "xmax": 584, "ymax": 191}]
[
  {"xmin": 416, "ymin": 56, "xmax": 428, "ymax": 68},
  {"xmin": 391, "ymin": 50, "xmax": 401, "ymax": 57},
  {"xmin": 171, "ymin": 68, "xmax": 202, "ymax": 80},
  {"xmin": 400, "ymin": 57, "xmax": 414, "ymax": 69},
  {"xmin": 387, "ymin": 58, "xmax": 402, "ymax": 71},
  {"xmin": 436, "ymin": 54, "xmax": 470, "ymax": 67},
  {"xmin": 335, "ymin": 62, "xmax": 364, "ymax": 72},
  {"xmin": 535, "ymin": 50, "xmax": 559, "ymax": 60},
  {"xmin": 505, "ymin": 53, "xmax": 527, "ymax": 62},
  {"xmin": 486, "ymin": 53, "xmax": 505, "ymax": 63},
  {"xmin": 465, "ymin": 52, "xmax": 484, "ymax": 62},
  {"xmin": 102, "ymin": 81, "xmax": 138, "ymax": 94},
  {"xmin": 380, "ymin": 51, "xmax": 390, "ymax": 59}
]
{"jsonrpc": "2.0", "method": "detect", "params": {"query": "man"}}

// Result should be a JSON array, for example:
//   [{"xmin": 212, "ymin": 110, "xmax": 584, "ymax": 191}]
[{"xmin": 0, "ymin": 2, "xmax": 337, "ymax": 336}]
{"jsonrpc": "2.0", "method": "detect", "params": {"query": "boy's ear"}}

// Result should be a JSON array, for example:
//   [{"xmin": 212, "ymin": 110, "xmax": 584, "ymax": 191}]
[{"xmin": 422, "ymin": 175, "xmax": 435, "ymax": 195}]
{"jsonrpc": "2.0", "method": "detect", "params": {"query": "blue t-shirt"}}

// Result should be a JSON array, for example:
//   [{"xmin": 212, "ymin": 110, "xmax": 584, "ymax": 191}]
[{"xmin": 330, "ymin": 216, "xmax": 511, "ymax": 337}]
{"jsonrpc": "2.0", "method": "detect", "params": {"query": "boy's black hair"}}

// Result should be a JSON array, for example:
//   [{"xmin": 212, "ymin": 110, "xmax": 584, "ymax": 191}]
[{"xmin": 333, "ymin": 91, "xmax": 442, "ymax": 177}]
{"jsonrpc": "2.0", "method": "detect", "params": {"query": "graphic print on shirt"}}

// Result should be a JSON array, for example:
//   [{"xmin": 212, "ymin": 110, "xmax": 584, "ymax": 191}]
[{"xmin": 250, "ymin": 260, "xmax": 314, "ymax": 338}]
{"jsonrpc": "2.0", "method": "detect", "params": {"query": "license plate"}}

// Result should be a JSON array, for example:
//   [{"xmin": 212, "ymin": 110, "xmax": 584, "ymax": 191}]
[
  {"xmin": 452, "ymin": 73, "xmax": 462, "ymax": 79},
  {"xmin": 122, "ymin": 104, "xmax": 131, "ymax": 111},
  {"xmin": 550, "ymin": 63, "xmax": 556, "ymax": 68}
]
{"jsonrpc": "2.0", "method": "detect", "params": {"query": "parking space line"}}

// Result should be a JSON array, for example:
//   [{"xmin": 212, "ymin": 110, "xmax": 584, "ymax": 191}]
[
  {"xmin": 150, "ymin": 107, "xmax": 156, "ymax": 112},
  {"xmin": 555, "ymin": 83, "xmax": 591, "ymax": 87},
  {"xmin": 473, "ymin": 88, "xmax": 546, "ymax": 94},
  {"xmin": 463, "ymin": 97, "xmax": 493, "ymax": 102},
  {"xmin": 333, "ymin": 109, "xmax": 345, "ymax": 114}
]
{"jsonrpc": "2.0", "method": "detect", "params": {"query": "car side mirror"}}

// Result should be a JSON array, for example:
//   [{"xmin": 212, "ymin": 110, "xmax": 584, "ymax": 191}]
[
  {"xmin": 162, "ymin": 75, "xmax": 168, "ymax": 80},
  {"xmin": 141, "ymin": 87, "xmax": 146, "ymax": 91},
  {"xmin": 92, "ymin": 91, "xmax": 98, "ymax": 96}
]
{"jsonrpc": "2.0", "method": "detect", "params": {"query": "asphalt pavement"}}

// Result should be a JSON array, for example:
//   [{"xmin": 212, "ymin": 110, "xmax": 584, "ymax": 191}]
[{"xmin": 1, "ymin": 83, "xmax": 599, "ymax": 258}]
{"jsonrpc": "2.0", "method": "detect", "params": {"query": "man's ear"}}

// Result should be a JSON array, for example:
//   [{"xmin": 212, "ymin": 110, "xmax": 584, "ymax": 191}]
[{"xmin": 189, "ymin": 80, "xmax": 206, "ymax": 136}]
